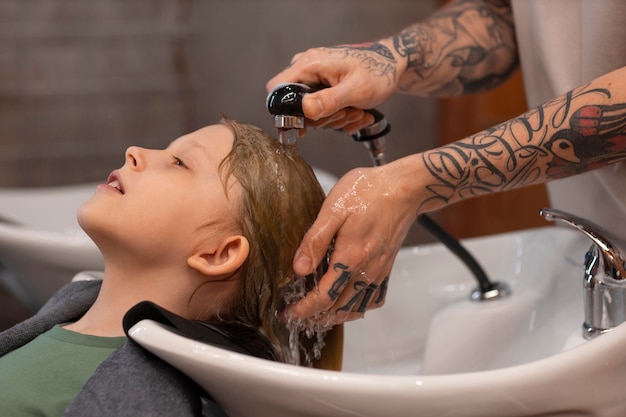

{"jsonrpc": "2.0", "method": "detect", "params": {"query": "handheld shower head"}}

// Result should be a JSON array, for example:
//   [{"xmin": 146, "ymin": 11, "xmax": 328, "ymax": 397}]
[
  {"xmin": 266, "ymin": 83, "xmax": 390, "ymax": 165},
  {"xmin": 266, "ymin": 83, "xmax": 312, "ymax": 145}
]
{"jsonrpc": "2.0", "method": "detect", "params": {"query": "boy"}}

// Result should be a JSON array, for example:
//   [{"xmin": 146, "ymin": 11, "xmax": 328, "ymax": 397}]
[{"xmin": 0, "ymin": 118, "xmax": 340, "ymax": 416}]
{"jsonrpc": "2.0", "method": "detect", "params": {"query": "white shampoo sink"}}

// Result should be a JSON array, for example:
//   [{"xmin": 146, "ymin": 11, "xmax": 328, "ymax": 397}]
[
  {"xmin": 129, "ymin": 226, "xmax": 626, "ymax": 417},
  {"xmin": 0, "ymin": 183, "xmax": 102, "ymax": 309}
]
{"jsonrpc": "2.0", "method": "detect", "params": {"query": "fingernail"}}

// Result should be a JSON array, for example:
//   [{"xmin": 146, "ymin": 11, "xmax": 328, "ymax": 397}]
[{"xmin": 294, "ymin": 254, "xmax": 312, "ymax": 274}]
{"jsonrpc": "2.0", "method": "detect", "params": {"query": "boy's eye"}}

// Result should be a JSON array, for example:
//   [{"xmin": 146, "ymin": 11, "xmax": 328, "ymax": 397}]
[{"xmin": 171, "ymin": 155, "xmax": 187, "ymax": 168}]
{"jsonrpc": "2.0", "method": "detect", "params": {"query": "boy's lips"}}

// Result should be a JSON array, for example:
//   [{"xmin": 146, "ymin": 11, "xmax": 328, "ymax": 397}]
[{"xmin": 106, "ymin": 170, "xmax": 125, "ymax": 194}]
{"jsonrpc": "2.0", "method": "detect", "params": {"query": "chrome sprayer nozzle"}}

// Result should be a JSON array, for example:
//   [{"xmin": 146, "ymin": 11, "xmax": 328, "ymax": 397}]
[{"xmin": 266, "ymin": 83, "xmax": 313, "ymax": 146}]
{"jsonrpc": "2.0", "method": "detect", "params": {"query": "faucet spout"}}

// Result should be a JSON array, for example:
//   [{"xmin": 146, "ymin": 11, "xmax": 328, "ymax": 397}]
[{"xmin": 540, "ymin": 208, "xmax": 626, "ymax": 339}]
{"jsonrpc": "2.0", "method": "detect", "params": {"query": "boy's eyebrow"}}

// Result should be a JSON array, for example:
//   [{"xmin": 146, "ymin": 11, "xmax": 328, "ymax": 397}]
[
  {"xmin": 192, "ymin": 140, "xmax": 209, "ymax": 153},
  {"xmin": 189, "ymin": 140, "xmax": 216, "ymax": 167},
  {"xmin": 189, "ymin": 139, "xmax": 209, "ymax": 155},
  {"xmin": 167, "ymin": 138, "xmax": 210, "ymax": 159}
]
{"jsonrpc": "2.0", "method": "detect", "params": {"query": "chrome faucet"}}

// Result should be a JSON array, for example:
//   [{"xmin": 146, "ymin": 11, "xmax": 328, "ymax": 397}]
[{"xmin": 540, "ymin": 208, "xmax": 626, "ymax": 340}]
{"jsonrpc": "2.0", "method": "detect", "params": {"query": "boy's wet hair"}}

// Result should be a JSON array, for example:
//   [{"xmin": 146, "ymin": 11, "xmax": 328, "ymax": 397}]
[{"xmin": 216, "ymin": 117, "xmax": 339, "ymax": 368}]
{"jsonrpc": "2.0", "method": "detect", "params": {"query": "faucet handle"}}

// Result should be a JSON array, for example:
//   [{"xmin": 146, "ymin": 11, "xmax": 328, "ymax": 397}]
[
  {"xmin": 540, "ymin": 207, "xmax": 626, "ymax": 338},
  {"xmin": 540, "ymin": 208, "xmax": 626, "ymax": 281}
]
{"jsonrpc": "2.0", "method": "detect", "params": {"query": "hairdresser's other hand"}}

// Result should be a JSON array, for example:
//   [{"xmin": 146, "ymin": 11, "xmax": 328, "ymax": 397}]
[
  {"xmin": 266, "ymin": 40, "xmax": 404, "ymax": 133},
  {"xmin": 285, "ymin": 155, "xmax": 427, "ymax": 324}
]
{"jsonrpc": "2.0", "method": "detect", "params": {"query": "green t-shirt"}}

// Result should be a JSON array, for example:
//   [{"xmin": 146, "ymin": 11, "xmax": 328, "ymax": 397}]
[{"xmin": 0, "ymin": 325, "xmax": 126, "ymax": 417}]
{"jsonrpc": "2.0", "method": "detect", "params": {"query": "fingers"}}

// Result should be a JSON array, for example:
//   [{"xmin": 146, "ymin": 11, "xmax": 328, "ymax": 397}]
[
  {"xmin": 288, "ymin": 202, "xmax": 397, "ymax": 323},
  {"xmin": 292, "ymin": 169, "xmax": 376, "ymax": 277},
  {"xmin": 267, "ymin": 69, "xmax": 355, "ymax": 122},
  {"xmin": 284, "ymin": 161, "xmax": 420, "ymax": 326},
  {"xmin": 306, "ymin": 107, "xmax": 376, "ymax": 133},
  {"xmin": 265, "ymin": 51, "xmax": 324, "ymax": 97},
  {"xmin": 285, "ymin": 253, "xmax": 392, "ymax": 325},
  {"xmin": 292, "ymin": 208, "xmax": 344, "ymax": 277},
  {"xmin": 332, "ymin": 272, "xmax": 390, "ymax": 322},
  {"xmin": 320, "ymin": 259, "xmax": 391, "ymax": 323},
  {"xmin": 266, "ymin": 47, "xmax": 388, "ymax": 121},
  {"xmin": 301, "ymin": 81, "xmax": 366, "ymax": 120}
]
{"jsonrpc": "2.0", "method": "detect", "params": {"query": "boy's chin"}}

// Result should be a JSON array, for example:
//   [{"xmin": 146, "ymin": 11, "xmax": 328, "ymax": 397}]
[
  {"xmin": 76, "ymin": 202, "xmax": 91, "ymax": 232},
  {"xmin": 76, "ymin": 203, "xmax": 104, "ymax": 242}
]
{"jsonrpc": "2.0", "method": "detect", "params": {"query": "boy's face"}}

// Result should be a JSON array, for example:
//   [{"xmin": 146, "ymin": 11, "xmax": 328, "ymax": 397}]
[{"xmin": 78, "ymin": 124, "xmax": 240, "ymax": 263}]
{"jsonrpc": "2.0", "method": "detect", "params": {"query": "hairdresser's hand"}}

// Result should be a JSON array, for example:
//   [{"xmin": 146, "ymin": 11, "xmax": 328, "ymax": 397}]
[
  {"xmin": 266, "ymin": 40, "xmax": 405, "ymax": 133},
  {"xmin": 285, "ymin": 155, "xmax": 427, "ymax": 324}
]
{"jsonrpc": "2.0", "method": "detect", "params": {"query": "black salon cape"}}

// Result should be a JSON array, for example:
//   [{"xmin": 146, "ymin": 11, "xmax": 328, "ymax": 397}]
[{"xmin": 0, "ymin": 279, "xmax": 277, "ymax": 417}]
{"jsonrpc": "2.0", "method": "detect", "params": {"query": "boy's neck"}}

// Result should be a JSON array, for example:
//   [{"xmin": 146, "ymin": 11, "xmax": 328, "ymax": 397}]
[{"xmin": 65, "ymin": 263, "xmax": 195, "ymax": 337}]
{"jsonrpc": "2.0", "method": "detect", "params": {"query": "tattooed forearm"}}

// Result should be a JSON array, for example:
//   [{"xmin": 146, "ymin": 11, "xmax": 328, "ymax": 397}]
[
  {"xmin": 420, "ymin": 84, "xmax": 626, "ymax": 209},
  {"xmin": 326, "ymin": 42, "xmax": 397, "ymax": 86},
  {"xmin": 394, "ymin": 0, "xmax": 518, "ymax": 96}
]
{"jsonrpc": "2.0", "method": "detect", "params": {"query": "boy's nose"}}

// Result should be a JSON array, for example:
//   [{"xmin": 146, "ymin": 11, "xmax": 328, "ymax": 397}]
[{"xmin": 125, "ymin": 146, "xmax": 145, "ymax": 169}]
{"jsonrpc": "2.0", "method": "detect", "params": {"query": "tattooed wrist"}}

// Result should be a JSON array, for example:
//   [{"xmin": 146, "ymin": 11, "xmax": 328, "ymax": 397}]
[
  {"xmin": 392, "ymin": 25, "xmax": 431, "ymax": 80},
  {"xmin": 394, "ymin": 0, "xmax": 517, "ymax": 96}
]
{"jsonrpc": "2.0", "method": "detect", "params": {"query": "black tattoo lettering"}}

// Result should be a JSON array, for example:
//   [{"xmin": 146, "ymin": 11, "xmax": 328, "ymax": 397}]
[
  {"xmin": 326, "ymin": 44, "xmax": 397, "ymax": 86},
  {"xmin": 374, "ymin": 277, "xmax": 389, "ymax": 304},
  {"xmin": 337, "ymin": 281, "xmax": 379, "ymax": 314},
  {"xmin": 327, "ymin": 262, "xmax": 351, "ymax": 302},
  {"xmin": 332, "ymin": 42, "xmax": 395, "ymax": 61}
]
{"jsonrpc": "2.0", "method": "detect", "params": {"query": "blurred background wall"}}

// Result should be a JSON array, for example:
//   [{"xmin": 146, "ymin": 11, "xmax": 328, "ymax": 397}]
[{"xmin": 0, "ymin": 0, "xmax": 439, "ymax": 244}]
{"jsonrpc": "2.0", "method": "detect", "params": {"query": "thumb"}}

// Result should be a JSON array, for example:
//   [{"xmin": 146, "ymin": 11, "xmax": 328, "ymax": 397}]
[
  {"xmin": 301, "ymin": 93, "xmax": 326, "ymax": 121},
  {"xmin": 301, "ymin": 90, "xmax": 338, "ymax": 120},
  {"xmin": 302, "ymin": 84, "xmax": 357, "ymax": 120}
]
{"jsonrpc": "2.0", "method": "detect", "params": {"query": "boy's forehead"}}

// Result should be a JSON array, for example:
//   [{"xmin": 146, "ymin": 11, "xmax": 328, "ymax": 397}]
[{"xmin": 170, "ymin": 124, "xmax": 234, "ymax": 157}]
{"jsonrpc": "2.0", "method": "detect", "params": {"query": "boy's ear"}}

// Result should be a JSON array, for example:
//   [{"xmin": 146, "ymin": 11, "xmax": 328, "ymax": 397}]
[{"xmin": 187, "ymin": 235, "xmax": 250, "ymax": 278}]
